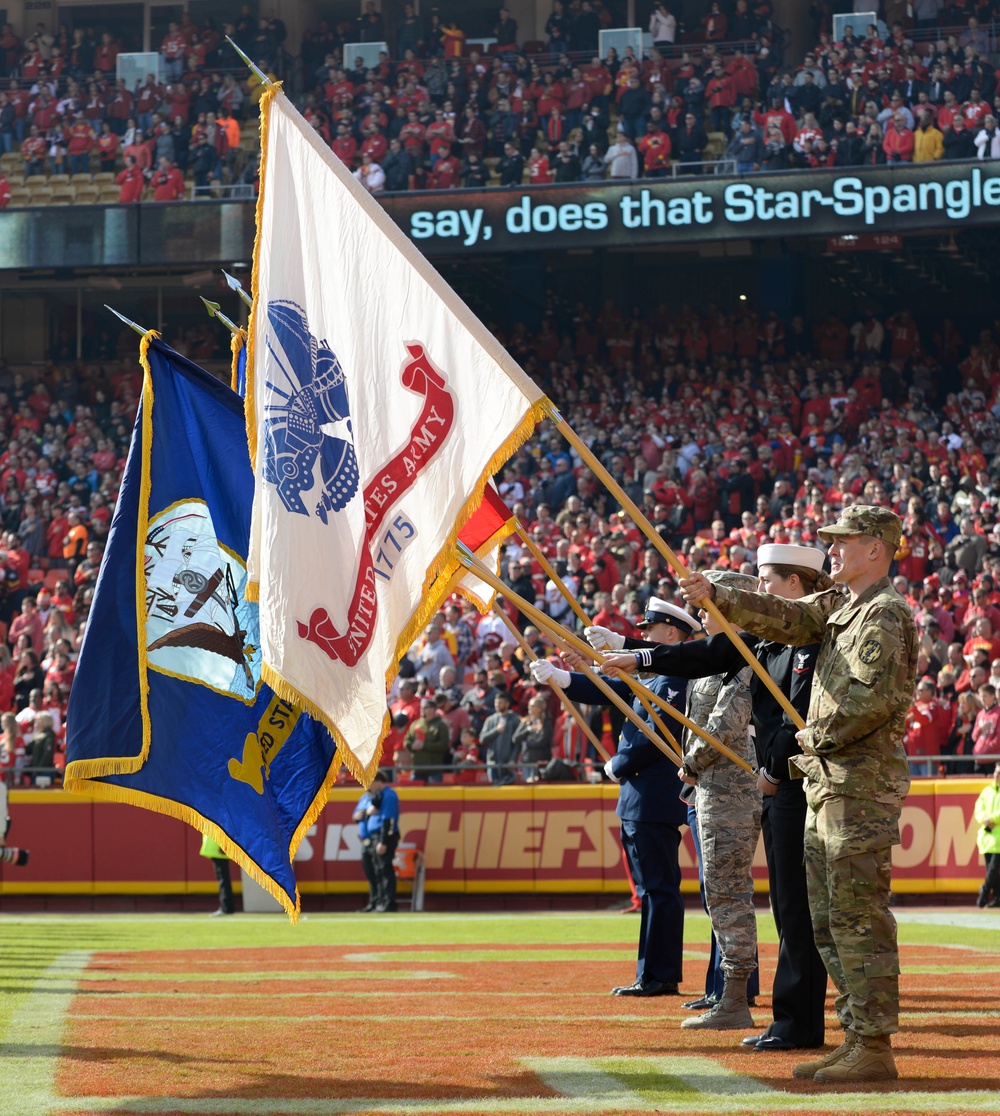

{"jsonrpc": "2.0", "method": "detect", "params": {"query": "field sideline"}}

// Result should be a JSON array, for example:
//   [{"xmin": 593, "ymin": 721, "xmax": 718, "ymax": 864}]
[{"xmin": 0, "ymin": 909, "xmax": 998, "ymax": 1115}]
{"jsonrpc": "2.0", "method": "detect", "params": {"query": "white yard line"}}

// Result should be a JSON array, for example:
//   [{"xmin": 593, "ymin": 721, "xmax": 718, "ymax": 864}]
[{"xmin": 0, "ymin": 950, "xmax": 91, "ymax": 1113}]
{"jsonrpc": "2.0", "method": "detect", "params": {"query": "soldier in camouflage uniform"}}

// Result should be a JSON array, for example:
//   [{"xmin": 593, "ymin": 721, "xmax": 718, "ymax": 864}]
[
  {"xmin": 679, "ymin": 506, "xmax": 917, "ymax": 1083},
  {"xmin": 665, "ymin": 571, "xmax": 761, "ymax": 1031}
]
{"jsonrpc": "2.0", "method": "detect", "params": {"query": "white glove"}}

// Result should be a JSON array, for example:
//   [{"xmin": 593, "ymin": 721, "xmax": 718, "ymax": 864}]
[
  {"xmin": 585, "ymin": 625, "xmax": 625, "ymax": 652},
  {"xmin": 530, "ymin": 659, "xmax": 571, "ymax": 688},
  {"xmin": 603, "ymin": 758, "xmax": 621, "ymax": 783}
]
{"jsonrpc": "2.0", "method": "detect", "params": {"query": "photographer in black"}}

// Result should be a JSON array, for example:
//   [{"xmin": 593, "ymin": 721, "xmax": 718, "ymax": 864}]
[{"xmin": 352, "ymin": 771, "xmax": 401, "ymax": 913}]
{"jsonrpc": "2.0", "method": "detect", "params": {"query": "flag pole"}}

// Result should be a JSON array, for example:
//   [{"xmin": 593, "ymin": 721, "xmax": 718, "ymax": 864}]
[
  {"xmin": 458, "ymin": 545, "xmax": 683, "ymax": 766},
  {"xmin": 458, "ymin": 545, "xmax": 752, "ymax": 773},
  {"xmin": 515, "ymin": 522, "xmax": 685, "ymax": 762},
  {"xmin": 490, "ymin": 601, "xmax": 611, "ymax": 764},
  {"xmin": 546, "ymin": 404, "xmax": 806, "ymax": 732},
  {"xmin": 201, "ymin": 297, "xmax": 240, "ymax": 334},
  {"xmin": 104, "ymin": 305, "xmax": 149, "ymax": 336}
]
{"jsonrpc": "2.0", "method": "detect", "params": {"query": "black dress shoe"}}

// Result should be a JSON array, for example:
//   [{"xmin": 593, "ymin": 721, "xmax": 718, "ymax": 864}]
[
  {"xmin": 358, "ymin": 902, "xmax": 376, "ymax": 913},
  {"xmin": 753, "ymin": 1035, "xmax": 804, "ymax": 1052},
  {"xmin": 741, "ymin": 1032, "xmax": 769, "ymax": 1047},
  {"xmin": 375, "ymin": 902, "xmax": 398, "ymax": 912},
  {"xmin": 683, "ymin": 994, "xmax": 718, "ymax": 1011},
  {"xmin": 612, "ymin": 979, "xmax": 679, "ymax": 997}
]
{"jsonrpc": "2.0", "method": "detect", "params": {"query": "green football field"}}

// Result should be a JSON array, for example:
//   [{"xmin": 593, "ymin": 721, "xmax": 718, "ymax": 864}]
[{"xmin": 0, "ymin": 908, "xmax": 998, "ymax": 1115}]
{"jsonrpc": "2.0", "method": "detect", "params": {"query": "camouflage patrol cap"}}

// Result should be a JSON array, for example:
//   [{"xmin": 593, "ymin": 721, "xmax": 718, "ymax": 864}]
[{"xmin": 817, "ymin": 504, "xmax": 903, "ymax": 549}]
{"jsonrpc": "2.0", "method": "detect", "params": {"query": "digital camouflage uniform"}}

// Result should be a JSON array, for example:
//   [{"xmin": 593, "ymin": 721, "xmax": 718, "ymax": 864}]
[
  {"xmin": 711, "ymin": 513, "xmax": 917, "ymax": 1039},
  {"xmin": 683, "ymin": 570, "xmax": 760, "ymax": 981},
  {"xmin": 684, "ymin": 665, "xmax": 759, "ymax": 978}
]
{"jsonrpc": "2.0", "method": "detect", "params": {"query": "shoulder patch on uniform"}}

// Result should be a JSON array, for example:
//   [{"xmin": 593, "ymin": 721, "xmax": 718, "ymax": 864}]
[
  {"xmin": 793, "ymin": 651, "xmax": 812, "ymax": 673},
  {"xmin": 858, "ymin": 638, "xmax": 882, "ymax": 665}
]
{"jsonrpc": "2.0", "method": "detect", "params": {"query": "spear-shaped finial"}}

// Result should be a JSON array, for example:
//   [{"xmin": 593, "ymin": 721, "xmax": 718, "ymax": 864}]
[
  {"xmin": 225, "ymin": 36, "xmax": 274, "ymax": 86},
  {"xmin": 201, "ymin": 297, "xmax": 240, "ymax": 334},
  {"xmin": 222, "ymin": 270, "xmax": 253, "ymax": 308},
  {"xmin": 105, "ymin": 305, "xmax": 149, "ymax": 336}
]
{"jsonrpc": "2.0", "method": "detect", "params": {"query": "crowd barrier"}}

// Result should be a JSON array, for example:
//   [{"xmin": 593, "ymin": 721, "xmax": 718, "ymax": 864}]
[{"xmin": 0, "ymin": 778, "xmax": 989, "ymax": 898}]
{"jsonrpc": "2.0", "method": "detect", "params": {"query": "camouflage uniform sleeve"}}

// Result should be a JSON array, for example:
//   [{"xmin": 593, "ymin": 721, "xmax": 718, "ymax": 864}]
[
  {"xmin": 685, "ymin": 666, "xmax": 752, "ymax": 776},
  {"xmin": 800, "ymin": 603, "xmax": 911, "ymax": 757},
  {"xmin": 713, "ymin": 585, "xmax": 839, "ymax": 647}
]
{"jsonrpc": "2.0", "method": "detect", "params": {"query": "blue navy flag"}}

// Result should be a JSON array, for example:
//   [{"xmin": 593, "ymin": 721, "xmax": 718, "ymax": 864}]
[{"xmin": 65, "ymin": 334, "xmax": 339, "ymax": 920}]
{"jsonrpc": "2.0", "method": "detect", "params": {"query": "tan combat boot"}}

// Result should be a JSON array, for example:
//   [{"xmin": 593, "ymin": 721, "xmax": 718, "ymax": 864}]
[
  {"xmin": 813, "ymin": 1034, "xmax": 897, "ymax": 1083},
  {"xmin": 792, "ymin": 1030, "xmax": 857, "ymax": 1079},
  {"xmin": 680, "ymin": 975, "xmax": 754, "ymax": 1031}
]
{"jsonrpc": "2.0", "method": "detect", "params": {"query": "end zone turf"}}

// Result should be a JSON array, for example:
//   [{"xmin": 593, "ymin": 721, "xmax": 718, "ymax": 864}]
[{"xmin": 0, "ymin": 911, "xmax": 998, "ymax": 1115}]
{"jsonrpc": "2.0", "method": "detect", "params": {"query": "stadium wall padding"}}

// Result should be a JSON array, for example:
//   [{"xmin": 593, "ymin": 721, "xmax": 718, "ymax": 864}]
[{"xmin": 0, "ymin": 779, "xmax": 989, "ymax": 896}]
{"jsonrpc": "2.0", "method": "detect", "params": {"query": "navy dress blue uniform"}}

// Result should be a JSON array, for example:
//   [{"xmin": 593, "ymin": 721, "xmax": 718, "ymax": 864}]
[
  {"xmin": 632, "ymin": 629, "xmax": 827, "ymax": 1045},
  {"xmin": 564, "ymin": 670, "xmax": 688, "ymax": 990}
]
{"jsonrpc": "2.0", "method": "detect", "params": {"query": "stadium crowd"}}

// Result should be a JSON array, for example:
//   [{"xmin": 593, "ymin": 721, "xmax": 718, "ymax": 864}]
[
  {"xmin": 3, "ymin": 295, "xmax": 1000, "ymax": 784},
  {"xmin": 2, "ymin": 3, "xmax": 1000, "ymax": 202}
]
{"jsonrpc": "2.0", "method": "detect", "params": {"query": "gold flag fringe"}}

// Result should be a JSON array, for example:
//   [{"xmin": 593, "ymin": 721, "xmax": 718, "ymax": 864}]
[
  {"xmin": 65, "ymin": 329, "xmax": 161, "ymax": 784},
  {"xmin": 244, "ymin": 82, "xmax": 281, "ymax": 472},
  {"xmin": 230, "ymin": 328, "xmax": 247, "ymax": 394},
  {"xmin": 261, "ymin": 663, "xmax": 385, "ymax": 792},
  {"xmin": 62, "ymin": 775, "xmax": 300, "ymax": 921}
]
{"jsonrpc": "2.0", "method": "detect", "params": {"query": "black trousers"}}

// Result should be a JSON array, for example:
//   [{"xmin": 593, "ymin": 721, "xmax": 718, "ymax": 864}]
[
  {"xmin": 762, "ymin": 784, "xmax": 827, "ymax": 1045},
  {"xmin": 983, "ymin": 852, "xmax": 1000, "ymax": 902},
  {"xmin": 212, "ymin": 858, "xmax": 235, "ymax": 914},
  {"xmin": 363, "ymin": 835, "xmax": 399, "ymax": 909},
  {"xmin": 360, "ymin": 838, "xmax": 380, "ymax": 904},
  {"xmin": 620, "ymin": 820, "xmax": 683, "ymax": 985}
]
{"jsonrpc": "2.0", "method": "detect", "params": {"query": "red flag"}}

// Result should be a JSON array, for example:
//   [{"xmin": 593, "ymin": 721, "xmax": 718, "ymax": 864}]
[{"xmin": 458, "ymin": 484, "xmax": 513, "ymax": 553}]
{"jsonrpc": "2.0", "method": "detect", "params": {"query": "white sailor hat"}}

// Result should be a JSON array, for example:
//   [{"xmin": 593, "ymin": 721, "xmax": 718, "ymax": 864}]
[
  {"xmin": 636, "ymin": 595, "xmax": 702, "ymax": 634},
  {"xmin": 757, "ymin": 543, "xmax": 826, "ymax": 572}
]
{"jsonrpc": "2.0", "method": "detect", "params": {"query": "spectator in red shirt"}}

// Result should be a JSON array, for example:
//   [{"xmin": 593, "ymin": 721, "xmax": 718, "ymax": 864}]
[
  {"xmin": 160, "ymin": 22, "xmax": 187, "ymax": 83},
  {"xmin": 116, "ymin": 154, "xmax": 144, "ymax": 202},
  {"xmin": 390, "ymin": 678, "xmax": 421, "ymax": 728},
  {"xmin": 96, "ymin": 122, "xmax": 119, "ymax": 172},
  {"xmin": 123, "ymin": 130, "xmax": 151, "ymax": 174},
  {"xmin": 94, "ymin": 32, "xmax": 119, "ymax": 75},
  {"xmin": 149, "ymin": 156, "xmax": 184, "ymax": 201},
  {"xmin": 106, "ymin": 79, "xmax": 134, "ymax": 136},
  {"xmin": 883, "ymin": 113, "xmax": 914, "ymax": 162},
  {"xmin": 21, "ymin": 124, "xmax": 47, "ymax": 180},
  {"xmin": 638, "ymin": 122, "xmax": 671, "ymax": 176},
  {"xmin": 705, "ymin": 58, "xmax": 737, "ymax": 136},
  {"xmin": 65, "ymin": 115, "xmax": 95, "ymax": 175},
  {"xmin": 9, "ymin": 597, "xmax": 44, "ymax": 656},
  {"xmin": 905, "ymin": 678, "xmax": 952, "ymax": 776},
  {"xmin": 428, "ymin": 150, "xmax": 461, "ymax": 188},
  {"xmin": 973, "ymin": 684, "xmax": 1000, "ymax": 770},
  {"xmin": 0, "ymin": 171, "xmax": 10, "ymax": 209}
]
